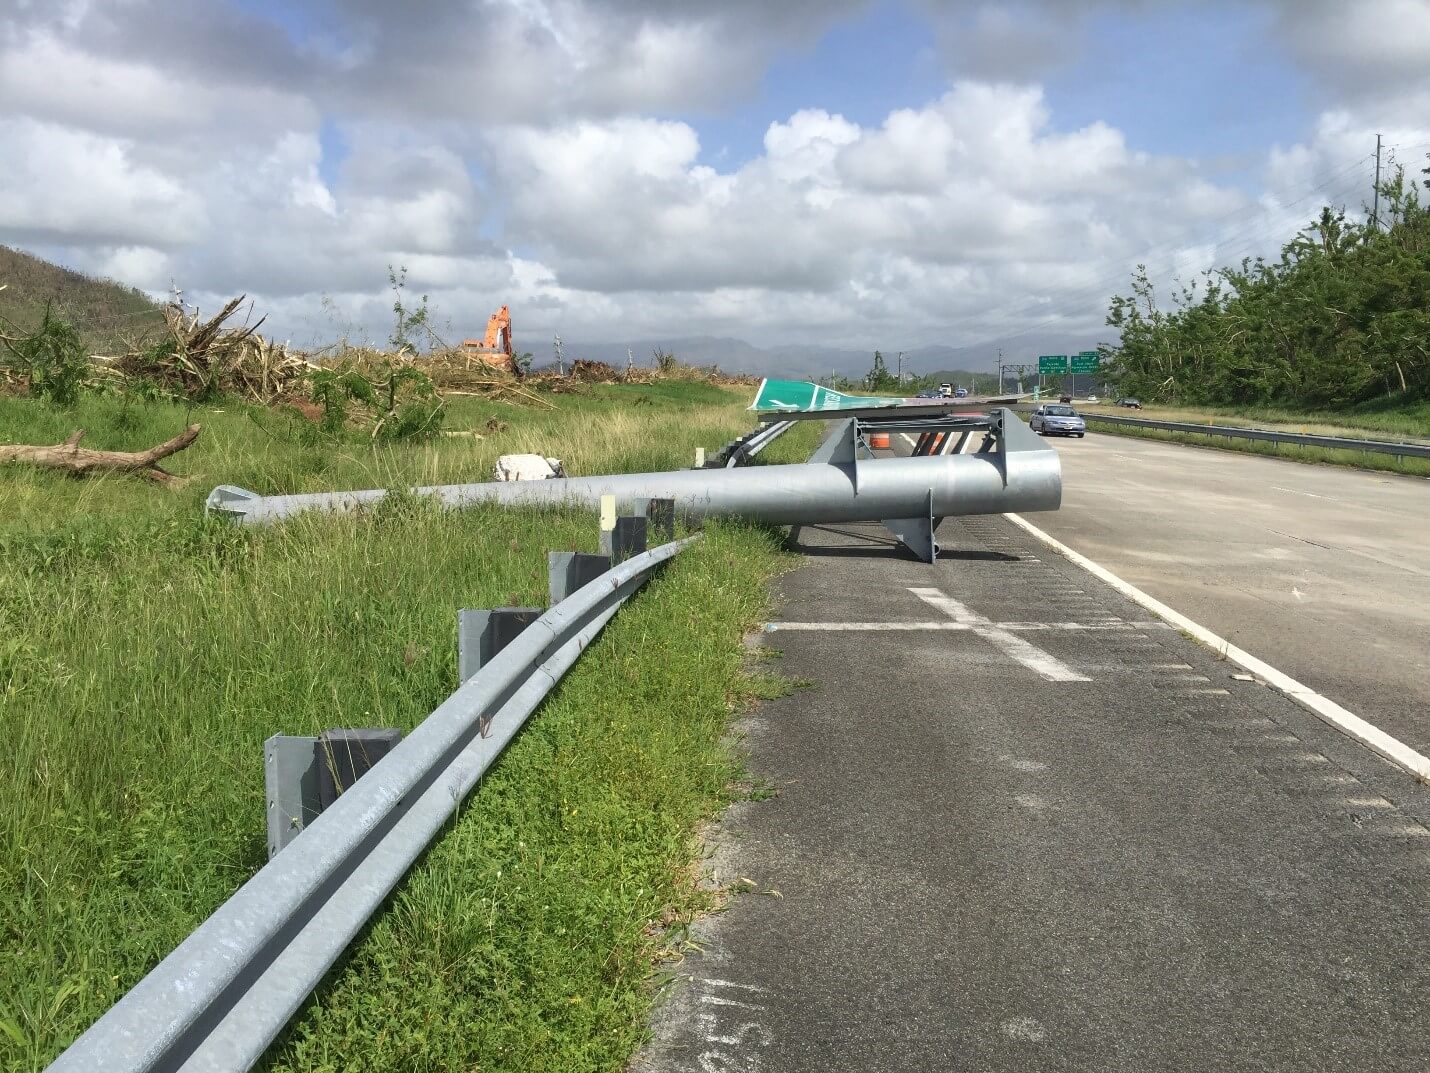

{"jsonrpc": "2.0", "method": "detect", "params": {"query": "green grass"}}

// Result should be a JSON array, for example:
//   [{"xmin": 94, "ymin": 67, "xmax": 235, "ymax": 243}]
[{"xmin": 0, "ymin": 382, "xmax": 816, "ymax": 1071}]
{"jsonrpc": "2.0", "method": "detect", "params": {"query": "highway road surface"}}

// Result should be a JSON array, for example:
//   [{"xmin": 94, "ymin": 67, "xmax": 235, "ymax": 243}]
[
  {"xmin": 635, "ymin": 516, "xmax": 1430, "ymax": 1073},
  {"xmin": 1017, "ymin": 430, "xmax": 1430, "ymax": 756}
]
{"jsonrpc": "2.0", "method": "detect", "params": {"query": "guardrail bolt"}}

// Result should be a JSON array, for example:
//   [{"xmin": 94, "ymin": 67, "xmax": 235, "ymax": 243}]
[{"xmin": 548, "ymin": 550, "xmax": 613, "ymax": 604}]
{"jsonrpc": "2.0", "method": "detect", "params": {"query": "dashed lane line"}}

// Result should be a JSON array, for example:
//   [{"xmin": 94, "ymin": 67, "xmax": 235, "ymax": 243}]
[
  {"xmin": 764, "ymin": 620, "xmax": 1170, "ymax": 633},
  {"xmin": 1005, "ymin": 512, "xmax": 1430, "ymax": 784}
]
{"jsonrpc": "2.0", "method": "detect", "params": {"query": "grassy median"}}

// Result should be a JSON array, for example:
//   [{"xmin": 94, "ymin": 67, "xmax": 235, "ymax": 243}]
[
  {"xmin": 1079, "ymin": 413, "xmax": 1430, "ymax": 479},
  {"xmin": 0, "ymin": 385, "xmax": 819, "ymax": 1071}
]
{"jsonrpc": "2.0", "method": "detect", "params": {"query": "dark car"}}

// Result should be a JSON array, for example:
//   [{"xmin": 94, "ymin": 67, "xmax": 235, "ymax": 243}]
[{"xmin": 1116, "ymin": 397, "xmax": 1142, "ymax": 408}]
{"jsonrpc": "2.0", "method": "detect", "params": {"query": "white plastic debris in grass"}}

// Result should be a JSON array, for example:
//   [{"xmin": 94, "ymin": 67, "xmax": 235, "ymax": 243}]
[{"xmin": 493, "ymin": 454, "xmax": 566, "ymax": 481}]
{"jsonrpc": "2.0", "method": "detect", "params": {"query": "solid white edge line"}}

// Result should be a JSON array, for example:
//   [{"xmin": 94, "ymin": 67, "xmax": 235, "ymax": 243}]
[{"xmin": 1005, "ymin": 512, "xmax": 1430, "ymax": 785}]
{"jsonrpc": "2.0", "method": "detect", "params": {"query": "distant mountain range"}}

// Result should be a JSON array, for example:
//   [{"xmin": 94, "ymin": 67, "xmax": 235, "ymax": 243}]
[{"xmin": 551, "ymin": 336, "xmax": 1021, "ymax": 381}]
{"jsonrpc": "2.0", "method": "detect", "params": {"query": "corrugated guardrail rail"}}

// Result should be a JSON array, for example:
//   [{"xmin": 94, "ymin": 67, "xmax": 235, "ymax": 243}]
[
  {"xmin": 714, "ymin": 419, "xmax": 795, "ymax": 467},
  {"xmin": 47, "ymin": 536, "xmax": 698, "ymax": 1073},
  {"xmin": 1025, "ymin": 408, "xmax": 1430, "ymax": 462}
]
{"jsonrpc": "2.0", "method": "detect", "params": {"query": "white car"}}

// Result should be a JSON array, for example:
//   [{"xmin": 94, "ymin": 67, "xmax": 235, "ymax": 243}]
[
  {"xmin": 1030, "ymin": 404, "xmax": 1086, "ymax": 437},
  {"xmin": 1086, "ymin": 394, "xmax": 1099, "ymax": 403}
]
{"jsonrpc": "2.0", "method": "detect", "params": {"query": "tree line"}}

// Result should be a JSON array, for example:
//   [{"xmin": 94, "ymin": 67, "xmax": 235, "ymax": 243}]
[{"xmin": 1104, "ymin": 162, "xmax": 1430, "ymax": 409}]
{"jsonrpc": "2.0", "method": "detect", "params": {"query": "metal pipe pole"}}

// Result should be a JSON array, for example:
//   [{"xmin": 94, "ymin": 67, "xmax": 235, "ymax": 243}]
[{"xmin": 209, "ymin": 412, "xmax": 1061, "ymax": 528}]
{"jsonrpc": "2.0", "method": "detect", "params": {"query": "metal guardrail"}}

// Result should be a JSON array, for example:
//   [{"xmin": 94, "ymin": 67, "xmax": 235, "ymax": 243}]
[
  {"xmin": 48, "ymin": 536, "xmax": 698, "ymax": 1073},
  {"xmin": 715, "ymin": 419, "xmax": 794, "ymax": 467},
  {"xmin": 1032, "ymin": 408, "xmax": 1430, "ymax": 462}
]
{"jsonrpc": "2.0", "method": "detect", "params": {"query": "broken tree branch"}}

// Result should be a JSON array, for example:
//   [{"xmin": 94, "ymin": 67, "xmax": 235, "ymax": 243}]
[{"xmin": 0, "ymin": 424, "xmax": 201, "ymax": 483}]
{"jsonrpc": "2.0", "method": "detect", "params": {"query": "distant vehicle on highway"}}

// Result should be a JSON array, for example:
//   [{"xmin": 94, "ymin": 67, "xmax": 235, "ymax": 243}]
[
  {"xmin": 1030, "ymin": 404, "xmax": 1086, "ymax": 437},
  {"xmin": 915, "ymin": 389, "xmax": 942, "ymax": 398},
  {"xmin": 1086, "ymin": 394, "xmax": 1099, "ymax": 403},
  {"xmin": 1116, "ymin": 397, "xmax": 1142, "ymax": 408},
  {"xmin": 953, "ymin": 387, "xmax": 968, "ymax": 398}
]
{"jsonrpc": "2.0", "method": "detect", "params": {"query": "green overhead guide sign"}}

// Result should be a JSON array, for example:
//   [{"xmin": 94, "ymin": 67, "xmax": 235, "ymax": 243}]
[
  {"xmin": 1039, "ymin": 352, "xmax": 1100, "ymax": 375},
  {"xmin": 750, "ymin": 378, "xmax": 903, "ymax": 413}
]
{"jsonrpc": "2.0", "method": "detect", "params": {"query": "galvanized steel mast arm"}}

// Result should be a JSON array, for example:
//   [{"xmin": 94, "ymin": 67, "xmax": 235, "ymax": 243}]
[{"xmin": 208, "ymin": 408, "xmax": 1061, "ymax": 528}]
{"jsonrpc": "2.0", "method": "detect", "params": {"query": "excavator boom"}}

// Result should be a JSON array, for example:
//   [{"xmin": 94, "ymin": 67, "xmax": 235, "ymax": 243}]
[{"xmin": 460, "ymin": 304, "xmax": 521, "ymax": 377}]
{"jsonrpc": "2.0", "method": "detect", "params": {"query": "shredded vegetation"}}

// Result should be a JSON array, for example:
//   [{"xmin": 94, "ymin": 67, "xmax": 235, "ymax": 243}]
[
  {"xmin": 0, "ymin": 382, "xmax": 821, "ymax": 1071},
  {"xmin": 1104, "ymin": 163, "xmax": 1430, "ymax": 412}
]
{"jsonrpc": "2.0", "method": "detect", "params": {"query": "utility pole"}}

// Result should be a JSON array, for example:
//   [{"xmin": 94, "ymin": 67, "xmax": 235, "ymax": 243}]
[
  {"xmin": 554, "ymin": 334, "xmax": 565, "ymax": 376},
  {"xmin": 897, "ymin": 351, "xmax": 904, "ymax": 385},
  {"xmin": 626, "ymin": 347, "xmax": 635, "ymax": 377},
  {"xmin": 996, "ymin": 348, "xmax": 1003, "ymax": 394},
  {"xmin": 1372, "ymin": 133, "xmax": 1383, "ymax": 231}
]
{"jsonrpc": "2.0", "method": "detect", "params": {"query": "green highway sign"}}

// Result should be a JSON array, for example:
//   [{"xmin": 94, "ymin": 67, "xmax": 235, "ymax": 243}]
[
  {"xmin": 1037, "ymin": 354, "xmax": 1068, "ymax": 374},
  {"xmin": 1071, "ymin": 350, "xmax": 1101, "ymax": 374},
  {"xmin": 750, "ymin": 378, "xmax": 902, "ymax": 413}
]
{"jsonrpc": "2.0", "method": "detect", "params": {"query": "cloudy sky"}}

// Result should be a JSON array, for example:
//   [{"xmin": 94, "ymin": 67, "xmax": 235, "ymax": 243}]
[{"xmin": 2, "ymin": 0, "xmax": 1428, "ymax": 364}]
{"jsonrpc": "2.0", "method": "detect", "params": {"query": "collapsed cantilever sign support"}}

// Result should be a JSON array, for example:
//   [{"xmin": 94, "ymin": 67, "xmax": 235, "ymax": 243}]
[{"xmin": 206, "ymin": 408, "xmax": 1061, "ymax": 565}]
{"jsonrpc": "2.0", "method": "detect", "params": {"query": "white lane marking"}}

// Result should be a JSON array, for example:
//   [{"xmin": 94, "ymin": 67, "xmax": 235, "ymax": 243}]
[
  {"xmin": 1000, "ymin": 1017, "xmax": 1047, "ymax": 1043},
  {"xmin": 1345, "ymin": 796, "xmax": 1396, "ymax": 808},
  {"xmin": 1271, "ymin": 485, "xmax": 1339, "ymax": 502},
  {"xmin": 1005, "ymin": 513, "xmax": 1430, "ymax": 785},
  {"xmin": 765, "ymin": 621, "xmax": 971, "ymax": 632},
  {"xmin": 705, "ymin": 979, "xmax": 769, "ymax": 993},
  {"xmin": 765, "ymin": 621, "xmax": 1163, "ymax": 633},
  {"xmin": 909, "ymin": 588, "xmax": 1091, "ymax": 682},
  {"xmin": 1001, "ymin": 756, "xmax": 1048, "ymax": 772}
]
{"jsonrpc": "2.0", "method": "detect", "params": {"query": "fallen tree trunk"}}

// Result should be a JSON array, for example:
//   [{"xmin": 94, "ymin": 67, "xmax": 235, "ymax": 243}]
[{"xmin": 0, "ymin": 425, "xmax": 201, "ymax": 483}]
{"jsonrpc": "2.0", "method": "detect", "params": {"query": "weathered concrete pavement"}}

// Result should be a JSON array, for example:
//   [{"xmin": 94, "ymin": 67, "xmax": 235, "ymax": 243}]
[
  {"xmin": 635, "ymin": 516, "xmax": 1430, "ymax": 1073},
  {"xmin": 1030, "ymin": 431, "xmax": 1430, "ymax": 755}
]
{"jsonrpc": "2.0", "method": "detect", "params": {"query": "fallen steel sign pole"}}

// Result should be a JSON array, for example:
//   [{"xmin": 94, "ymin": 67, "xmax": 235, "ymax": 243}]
[
  {"xmin": 206, "ymin": 409, "xmax": 1061, "ymax": 562},
  {"xmin": 46, "ymin": 536, "xmax": 697, "ymax": 1073}
]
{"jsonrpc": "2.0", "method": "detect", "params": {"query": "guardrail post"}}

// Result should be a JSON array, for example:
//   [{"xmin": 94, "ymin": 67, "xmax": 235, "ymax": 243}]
[
  {"xmin": 265, "ymin": 734, "xmax": 320, "ymax": 859},
  {"xmin": 646, "ymin": 497, "xmax": 675, "ymax": 543},
  {"xmin": 266, "ymin": 727, "xmax": 403, "ymax": 859},
  {"xmin": 458, "ymin": 607, "xmax": 543, "ymax": 684},
  {"xmin": 549, "ymin": 551, "xmax": 613, "ymax": 603},
  {"xmin": 602, "ymin": 516, "xmax": 648, "ymax": 564},
  {"xmin": 316, "ymin": 728, "xmax": 403, "ymax": 808}
]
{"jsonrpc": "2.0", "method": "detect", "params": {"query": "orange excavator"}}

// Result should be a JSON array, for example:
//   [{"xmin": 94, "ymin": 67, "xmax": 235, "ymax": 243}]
[{"xmin": 460, "ymin": 305, "xmax": 522, "ymax": 377}]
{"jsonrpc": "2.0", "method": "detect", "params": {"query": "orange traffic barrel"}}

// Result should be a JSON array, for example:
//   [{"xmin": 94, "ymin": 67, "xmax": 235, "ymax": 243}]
[{"xmin": 869, "ymin": 431, "xmax": 891, "ymax": 450}]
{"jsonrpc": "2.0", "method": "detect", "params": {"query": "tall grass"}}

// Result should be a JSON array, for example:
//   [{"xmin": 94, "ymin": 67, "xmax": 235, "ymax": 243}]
[{"xmin": 0, "ymin": 384, "xmax": 818, "ymax": 1070}]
